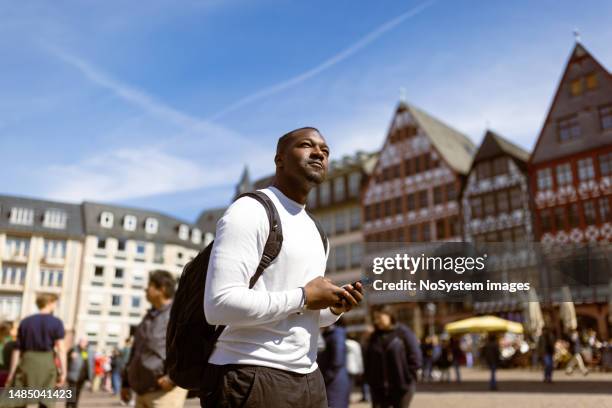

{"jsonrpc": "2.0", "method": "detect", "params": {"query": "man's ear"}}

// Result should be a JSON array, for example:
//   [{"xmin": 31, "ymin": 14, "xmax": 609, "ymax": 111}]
[{"xmin": 274, "ymin": 154, "xmax": 283, "ymax": 168}]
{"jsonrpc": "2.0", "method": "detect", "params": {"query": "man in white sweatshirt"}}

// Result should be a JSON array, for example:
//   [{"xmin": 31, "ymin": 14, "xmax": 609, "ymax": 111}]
[{"xmin": 203, "ymin": 127, "xmax": 364, "ymax": 407}]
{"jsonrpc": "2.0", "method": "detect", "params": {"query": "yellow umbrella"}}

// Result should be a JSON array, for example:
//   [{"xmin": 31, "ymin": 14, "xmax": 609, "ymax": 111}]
[{"xmin": 445, "ymin": 315, "xmax": 524, "ymax": 335}]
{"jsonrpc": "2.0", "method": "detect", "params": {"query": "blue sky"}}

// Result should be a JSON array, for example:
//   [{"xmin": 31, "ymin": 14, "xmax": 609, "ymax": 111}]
[{"xmin": 2, "ymin": 0, "xmax": 611, "ymax": 222}]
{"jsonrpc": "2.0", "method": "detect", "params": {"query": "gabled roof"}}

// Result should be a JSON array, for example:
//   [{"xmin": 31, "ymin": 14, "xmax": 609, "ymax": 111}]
[
  {"xmin": 531, "ymin": 42, "xmax": 612, "ymax": 164},
  {"xmin": 473, "ymin": 130, "xmax": 530, "ymax": 164},
  {"xmin": 397, "ymin": 102, "xmax": 476, "ymax": 174}
]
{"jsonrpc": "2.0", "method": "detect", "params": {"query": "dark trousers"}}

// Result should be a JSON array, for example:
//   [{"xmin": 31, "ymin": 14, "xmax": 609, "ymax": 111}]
[
  {"xmin": 200, "ymin": 364, "xmax": 327, "ymax": 408},
  {"xmin": 371, "ymin": 383, "xmax": 416, "ymax": 408},
  {"xmin": 66, "ymin": 379, "xmax": 86, "ymax": 408},
  {"xmin": 543, "ymin": 354, "xmax": 553, "ymax": 382}
]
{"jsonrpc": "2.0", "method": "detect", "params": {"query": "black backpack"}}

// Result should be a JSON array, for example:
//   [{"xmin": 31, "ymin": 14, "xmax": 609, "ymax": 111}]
[{"xmin": 166, "ymin": 191, "xmax": 327, "ymax": 391}]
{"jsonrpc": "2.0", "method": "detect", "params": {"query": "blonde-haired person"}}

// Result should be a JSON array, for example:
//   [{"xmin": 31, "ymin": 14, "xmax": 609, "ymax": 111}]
[{"xmin": 5, "ymin": 293, "xmax": 66, "ymax": 408}]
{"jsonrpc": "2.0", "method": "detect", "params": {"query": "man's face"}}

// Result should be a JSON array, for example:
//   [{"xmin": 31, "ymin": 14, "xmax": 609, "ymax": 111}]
[
  {"xmin": 277, "ymin": 129, "xmax": 329, "ymax": 185},
  {"xmin": 145, "ymin": 282, "xmax": 161, "ymax": 304}
]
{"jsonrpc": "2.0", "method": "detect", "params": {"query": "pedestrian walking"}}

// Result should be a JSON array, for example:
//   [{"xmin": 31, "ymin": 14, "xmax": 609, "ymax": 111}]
[
  {"xmin": 450, "ymin": 336, "xmax": 462, "ymax": 383},
  {"xmin": 110, "ymin": 348, "xmax": 124, "ymax": 396},
  {"xmin": 318, "ymin": 320, "xmax": 350, "ymax": 408},
  {"xmin": 345, "ymin": 334, "xmax": 367, "ymax": 402},
  {"xmin": 201, "ymin": 127, "xmax": 364, "ymax": 407},
  {"xmin": 5, "ymin": 293, "xmax": 66, "ymax": 408},
  {"xmin": 537, "ymin": 327, "xmax": 556, "ymax": 383},
  {"xmin": 436, "ymin": 338, "xmax": 452, "ymax": 383},
  {"xmin": 364, "ymin": 305, "xmax": 422, "ymax": 408},
  {"xmin": 121, "ymin": 270, "xmax": 188, "ymax": 408},
  {"xmin": 0, "ymin": 321, "xmax": 15, "ymax": 387},
  {"xmin": 482, "ymin": 333, "xmax": 500, "ymax": 391},
  {"xmin": 92, "ymin": 352, "xmax": 104, "ymax": 392},
  {"xmin": 66, "ymin": 338, "xmax": 95, "ymax": 407},
  {"xmin": 565, "ymin": 330, "xmax": 588, "ymax": 376}
]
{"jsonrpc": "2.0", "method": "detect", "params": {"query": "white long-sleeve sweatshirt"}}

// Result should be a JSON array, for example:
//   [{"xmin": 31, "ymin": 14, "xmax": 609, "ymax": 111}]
[{"xmin": 204, "ymin": 186, "xmax": 340, "ymax": 373}]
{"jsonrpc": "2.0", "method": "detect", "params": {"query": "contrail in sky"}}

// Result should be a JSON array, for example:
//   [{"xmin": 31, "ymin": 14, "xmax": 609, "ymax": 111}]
[{"xmin": 209, "ymin": 0, "xmax": 436, "ymax": 120}]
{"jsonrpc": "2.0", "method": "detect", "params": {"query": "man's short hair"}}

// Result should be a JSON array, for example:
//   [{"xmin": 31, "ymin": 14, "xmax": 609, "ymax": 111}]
[
  {"xmin": 148, "ymin": 270, "xmax": 176, "ymax": 299},
  {"xmin": 370, "ymin": 304, "xmax": 397, "ymax": 324},
  {"xmin": 36, "ymin": 293, "xmax": 59, "ymax": 309},
  {"xmin": 276, "ymin": 127, "xmax": 320, "ymax": 155}
]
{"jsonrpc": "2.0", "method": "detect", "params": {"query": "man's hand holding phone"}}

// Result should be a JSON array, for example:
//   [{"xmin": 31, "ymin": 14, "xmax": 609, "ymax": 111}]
[{"xmin": 302, "ymin": 276, "xmax": 365, "ymax": 314}]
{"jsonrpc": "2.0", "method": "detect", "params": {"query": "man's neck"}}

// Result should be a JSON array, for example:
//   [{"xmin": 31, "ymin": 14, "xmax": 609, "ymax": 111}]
[
  {"xmin": 152, "ymin": 298, "xmax": 172, "ymax": 310},
  {"xmin": 272, "ymin": 179, "xmax": 309, "ymax": 205}
]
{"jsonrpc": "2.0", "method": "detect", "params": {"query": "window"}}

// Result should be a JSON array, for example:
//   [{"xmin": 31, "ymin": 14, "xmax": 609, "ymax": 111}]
[
  {"xmin": 178, "ymin": 224, "xmax": 190, "ymax": 241},
  {"xmin": 599, "ymin": 198, "xmax": 611, "ymax": 223},
  {"xmin": 449, "ymin": 216, "xmax": 459, "ymax": 237},
  {"xmin": 554, "ymin": 207, "xmax": 566, "ymax": 230},
  {"xmin": 492, "ymin": 157, "xmax": 508, "ymax": 176},
  {"xmin": 97, "ymin": 238, "xmax": 106, "ymax": 249},
  {"xmin": 117, "ymin": 239, "xmax": 127, "ymax": 251},
  {"xmin": 43, "ymin": 209, "xmax": 67, "ymax": 229},
  {"xmin": 586, "ymin": 73, "xmax": 598, "ymax": 90},
  {"xmin": 409, "ymin": 225, "xmax": 419, "ymax": 242},
  {"xmin": 569, "ymin": 203, "xmax": 580, "ymax": 228},
  {"xmin": 131, "ymin": 296, "xmax": 141, "ymax": 309},
  {"xmin": 111, "ymin": 295, "xmax": 121, "ymax": 307},
  {"xmin": 584, "ymin": 201, "xmax": 597, "ymax": 225},
  {"xmin": 1, "ymin": 265, "xmax": 26, "ymax": 286},
  {"xmin": 484, "ymin": 195, "xmax": 495, "ymax": 216},
  {"xmin": 406, "ymin": 194, "xmax": 416, "ymax": 211},
  {"xmin": 477, "ymin": 162, "xmax": 491, "ymax": 180},
  {"xmin": 556, "ymin": 163, "xmax": 573, "ymax": 186},
  {"xmin": 350, "ymin": 243, "xmax": 362, "ymax": 268},
  {"xmin": 570, "ymin": 78, "xmax": 583, "ymax": 96},
  {"xmin": 334, "ymin": 245, "xmax": 347, "ymax": 271},
  {"xmin": 600, "ymin": 105, "xmax": 612, "ymax": 130},
  {"xmin": 144, "ymin": 217, "xmax": 158, "ymax": 234},
  {"xmin": 154, "ymin": 243, "xmax": 164, "ymax": 263},
  {"xmin": 447, "ymin": 183, "xmax": 457, "ymax": 201},
  {"xmin": 4, "ymin": 237, "xmax": 29, "ymax": 258},
  {"xmin": 333, "ymin": 178, "xmax": 345, "ymax": 202},
  {"xmin": 471, "ymin": 197, "xmax": 483, "ymax": 218},
  {"xmin": 577, "ymin": 158, "xmax": 595, "ymax": 181},
  {"xmin": 191, "ymin": 228, "xmax": 202, "ymax": 245},
  {"xmin": 115, "ymin": 268, "xmax": 124, "ymax": 279},
  {"xmin": 599, "ymin": 153, "xmax": 612, "ymax": 176},
  {"xmin": 394, "ymin": 196, "xmax": 403, "ymax": 215},
  {"xmin": 9, "ymin": 207, "xmax": 34, "ymax": 225},
  {"xmin": 496, "ymin": 191, "xmax": 509, "ymax": 213},
  {"xmin": 100, "ymin": 211, "xmax": 114, "ymax": 228},
  {"xmin": 404, "ymin": 158, "xmax": 415, "ymax": 176},
  {"xmin": 335, "ymin": 212, "xmax": 347, "ymax": 235},
  {"xmin": 558, "ymin": 116, "xmax": 581, "ymax": 142},
  {"xmin": 350, "ymin": 207, "xmax": 361, "ymax": 230},
  {"xmin": 537, "ymin": 168, "xmax": 553, "ymax": 190},
  {"xmin": 39, "ymin": 269, "xmax": 63, "ymax": 287},
  {"xmin": 319, "ymin": 182, "xmax": 331, "ymax": 206},
  {"xmin": 510, "ymin": 188, "xmax": 522, "ymax": 210},
  {"xmin": 123, "ymin": 215, "xmax": 137, "ymax": 231},
  {"xmin": 422, "ymin": 223, "xmax": 431, "ymax": 241},
  {"xmin": 435, "ymin": 219, "xmax": 446, "ymax": 240},
  {"xmin": 44, "ymin": 240, "xmax": 66, "ymax": 259},
  {"xmin": 348, "ymin": 173, "xmax": 361, "ymax": 198},
  {"xmin": 135, "ymin": 242, "xmax": 146, "ymax": 256},
  {"xmin": 94, "ymin": 266, "xmax": 104, "ymax": 277},
  {"xmin": 384, "ymin": 200, "xmax": 391, "ymax": 217},
  {"xmin": 320, "ymin": 215, "xmax": 333, "ymax": 236},
  {"xmin": 540, "ymin": 210, "xmax": 552, "ymax": 233},
  {"xmin": 418, "ymin": 190, "xmax": 428, "ymax": 209},
  {"xmin": 433, "ymin": 186, "xmax": 443, "ymax": 205}
]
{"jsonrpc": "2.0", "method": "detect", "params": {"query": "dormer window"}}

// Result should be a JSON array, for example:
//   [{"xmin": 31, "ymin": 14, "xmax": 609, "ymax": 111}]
[
  {"xmin": 178, "ymin": 224, "xmax": 190, "ymax": 241},
  {"xmin": 191, "ymin": 228, "xmax": 202, "ymax": 245},
  {"xmin": 123, "ymin": 215, "xmax": 137, "ymax": 231},
  {"xmin": 9, "ymin": 207, "xmax": 34, "ymax": 225},
  {"xmin": 145, "ymin": 218, "xmax": 158, "ymax": 234},
  {"xmin": 43, "ymin": 209, "xmax": 67, "ymax": 229},
  {"xmin": 100, "ymin": 212, "xmax": 114, "ymax": 228}
]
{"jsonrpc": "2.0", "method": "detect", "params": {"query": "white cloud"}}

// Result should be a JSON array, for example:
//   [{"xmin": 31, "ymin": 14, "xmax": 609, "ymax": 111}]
[{"xmin": 44, "ymin": 147, "xmax": 239, "ymax": 202}]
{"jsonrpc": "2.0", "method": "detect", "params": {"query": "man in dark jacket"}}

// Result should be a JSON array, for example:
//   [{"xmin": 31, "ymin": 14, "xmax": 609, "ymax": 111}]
[
  {"xmin": 121, "ymin": 270, "xmax": 187, "ymax": 408},
  {"xmin": 537, "ymin": 328, "xmax": 556, "ymax": 383},
  {"xmin": 66, "ymin": 338, "xmax": 95, "ymax": 407},
  {"xmin": 482, "ymin": 333, "xmax": 500, "ymax": 391},
  {"xmin": 318, "ymin": 320, "xmax": 350, "ymax": 408},
  {"xmin": 365, "ymin": 306, "xmax": 422, "ymax": 408}
]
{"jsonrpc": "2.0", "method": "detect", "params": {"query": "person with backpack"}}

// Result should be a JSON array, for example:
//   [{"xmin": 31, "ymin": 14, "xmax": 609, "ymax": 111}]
[
  {"xmin": 121, "ymin": 270, "xmax": 187, "ymax": 408},
  {"xmin": 198, "ymin": 127, "xmax": 363, "ymax": 407},
  {"xmin": 364, "ymin": 305, "xmax": 422, "ymax": 408}
]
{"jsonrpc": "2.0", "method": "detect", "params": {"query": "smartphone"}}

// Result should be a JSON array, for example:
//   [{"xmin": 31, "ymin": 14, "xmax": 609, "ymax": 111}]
[{"xmin": 344, "ymin": 277, "xmax": 373, "ymax": 289}]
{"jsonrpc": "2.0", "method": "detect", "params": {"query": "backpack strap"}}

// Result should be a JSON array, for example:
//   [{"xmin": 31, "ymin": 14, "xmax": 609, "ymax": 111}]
[
  {"xmin": 307, "ymin": 211, "xmax": 328, "ymax": 255},
  {"xmin": 236, "ymin": 191, "xmax": 284, "ymax": 289}
]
